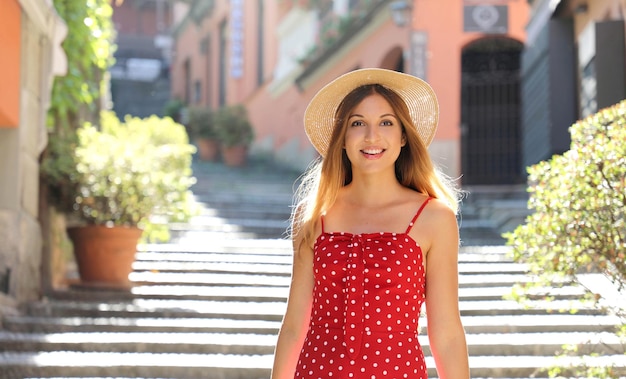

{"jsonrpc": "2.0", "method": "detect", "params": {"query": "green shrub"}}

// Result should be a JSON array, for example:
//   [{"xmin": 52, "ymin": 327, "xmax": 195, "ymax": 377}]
[
  {"xmin": 163, "ymin": 98, "xmax": 185, "ymax": 122},
  {"xmin": 505, "ymin": 100, "xmax": 625, "ymax": 293},
  {"xmin": 505, "ymin": 100, "xmax": 626, "ymax": 378},
  {"xmin": 187, "ymin": 106, "xmax": 218, "ymax": 140},
  {"xmin": 72, "ymin": 111, "xmax": 198, "ymax": 241},
  {"xmin": 214, "ymin": 104, "xmax": 255, "ymax": 147}
]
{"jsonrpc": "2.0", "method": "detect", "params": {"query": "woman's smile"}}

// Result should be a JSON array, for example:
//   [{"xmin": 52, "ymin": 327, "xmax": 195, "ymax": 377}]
[{"xmin": 361, "ymin": 147, "xmax": 385, "ymax": 158}]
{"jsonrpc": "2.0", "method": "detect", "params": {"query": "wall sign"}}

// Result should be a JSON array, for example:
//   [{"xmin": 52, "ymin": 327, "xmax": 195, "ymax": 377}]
[
  {"xmin": 230, "ymin": 0, "xmax": 244, "ymax": 79},
  {"xmin": 464, "ymin": 5, "xmax": 508, "ymax": 34}
]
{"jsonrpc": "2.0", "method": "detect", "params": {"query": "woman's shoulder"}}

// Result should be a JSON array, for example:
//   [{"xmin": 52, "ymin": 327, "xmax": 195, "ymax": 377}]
[
  {"xmin": 426, "ymin": 195, "xmax": 456, "ymax": 213},
  {"xmin": 399, "ymin": 188, "xmax": 452, "ymax": 210},
  {"xmin": 421, "ymin": 196, "xmax": 458, "ymax": 225},
  {"xmin": 411, "ymin": 195, "xmax": 458, "ymax": 231},
  {"xmin": 408, "ymin": 196, "xmax": 459, "ymax": 254}
]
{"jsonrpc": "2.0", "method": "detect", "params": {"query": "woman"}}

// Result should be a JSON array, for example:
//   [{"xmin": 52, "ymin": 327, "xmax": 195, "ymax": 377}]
[{"xmin": 272, "ymin": 68, "xmax": 469, "ymax": 379}]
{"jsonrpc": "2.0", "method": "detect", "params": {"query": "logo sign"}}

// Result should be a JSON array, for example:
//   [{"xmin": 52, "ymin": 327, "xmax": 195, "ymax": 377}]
[{"xmin": 464, "ymin": 5, "xmax": 508, "ymax": 34}]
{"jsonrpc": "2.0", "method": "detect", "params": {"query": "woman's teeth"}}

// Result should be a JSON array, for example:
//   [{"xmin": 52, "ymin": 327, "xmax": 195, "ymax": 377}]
[{"xmin": 362, "ymin": 149, "xmax": 383, "ymax": 155}]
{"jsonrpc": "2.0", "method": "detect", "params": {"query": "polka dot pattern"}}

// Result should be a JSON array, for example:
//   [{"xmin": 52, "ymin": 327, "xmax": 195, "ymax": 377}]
[{"xmin": 294, "ymin": 202, "xmax": 430, "ymax": 379}]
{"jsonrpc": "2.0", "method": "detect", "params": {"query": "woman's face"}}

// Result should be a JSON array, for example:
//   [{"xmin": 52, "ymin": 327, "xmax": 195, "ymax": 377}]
[{"xmin": 343, "ymin": 93, "xmax": 406, "ymax": 174}]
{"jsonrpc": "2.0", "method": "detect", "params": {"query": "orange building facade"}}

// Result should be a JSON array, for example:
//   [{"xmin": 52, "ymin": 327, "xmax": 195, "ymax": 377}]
[
  {"xmin": 0, "ymin": 1, "xmax": 21, "ymax": 128},
  {"xmin": 170, "ymin": 0, "xmax": 529, "ymax": 183}
]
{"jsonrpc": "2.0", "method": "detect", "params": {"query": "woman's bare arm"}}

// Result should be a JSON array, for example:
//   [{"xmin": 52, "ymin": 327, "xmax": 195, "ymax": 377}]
[
  {"xmin": 270, "ymin": 236, "xmax": 314, "ymax": 379},
  {"xmin": 424, "ymin": 201, "xmax": 470, "ymax": 379}
]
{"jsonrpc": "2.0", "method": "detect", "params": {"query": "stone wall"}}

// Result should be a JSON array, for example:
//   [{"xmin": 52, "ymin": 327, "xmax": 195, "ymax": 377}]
[{"xmin": 0, "ymin": 0, "xmax": 66, "ymax": 311}]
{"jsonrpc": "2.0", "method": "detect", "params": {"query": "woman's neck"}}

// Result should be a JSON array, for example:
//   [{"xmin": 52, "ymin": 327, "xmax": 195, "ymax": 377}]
[{"xmin": 342, "ymin": 170, "xmax": 405, "ymax": 208}]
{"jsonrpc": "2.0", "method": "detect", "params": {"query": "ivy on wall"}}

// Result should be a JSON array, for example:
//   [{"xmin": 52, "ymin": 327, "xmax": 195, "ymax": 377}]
[
  {"xmin": 42, "ymin": 0, "xmax": 116, "ymax": 209},
  {"xmin": 50, "ymin": 0, "xmax": 115, "ymax": 120}
]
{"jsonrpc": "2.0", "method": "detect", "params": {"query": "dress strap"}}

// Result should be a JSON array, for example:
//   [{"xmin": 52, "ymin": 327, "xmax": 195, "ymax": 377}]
[
  {"xmin": 320, "ymin": 215, "xmax": 326, "ymax": 234},
  {"xmin": 405, "ymin": 197, "xmax": 433, "ymax": 234}
]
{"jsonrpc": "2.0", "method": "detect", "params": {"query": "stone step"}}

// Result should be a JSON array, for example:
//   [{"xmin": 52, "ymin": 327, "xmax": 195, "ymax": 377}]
[
  {"xmin": 196, "ymin": 192, "xmax": 294, "ymax": 207},
  {"xmin": 12, "ymin": 295, "xmax": 605, "ymax": 329},
  {"xmin": 135, "ymin": 251, "xmax": 293, "ymax": 264},
  {"xmin": 4, "ymin": 288, "xmax": 619, "ymax": 333},
  {"xmin": 133, "ymin": 249, "xmax": 516, "ymax": 265},
  {"xmin": 3, "ymin": 313, "xmax": 620, "ymax": 335},
  {"xmin": 141, "ymin": 240, "xmax": 294, "ymax": 254},
  {"xmin": 459, "ymin": 223, "xmax": 502, "ymax": 241},
  {"xmin": 169, "ymin": 220, "xmax": 511, "ymax": 242},
  {"xmin": 135, "ymin": 246, "xmax": 512, "ymax": 263},
  {"xmin": 167, "ymin": 214, "xmax": 288, "ymax": 237},
  {"xmin": 169, "ymin": 217, "xmax": 289, "ymax": 233},
  {"xmin": 461, "ymin": 185, "xmax": 529, "ymax": 202},
  {"xmin": 0, "ymin": 351, "xmax": 273, "ymax": 379},
  {"xmin": 0, "ymin": 331, "xmax": 277, "ymax": 355},
  {"xmin": 33, "ymin": 293, "xmax": 601, "ymax": 316},
  {"xmin": 46, "ymin": 283, "xmax": 585, "ymax": 304},
  {"xmin": 125, "ymin": 270, "xmax": 570, "ymax": 290},
  {"xmin": 0, "ymin": 350, "xmax": 624, "ymax": 379},
  {"xmin": 135, "ymin": 249, "xmax": 521, "ymax": 265},
  {"xmin": 198, "ymin": 206, "xmax": 291, "ymax": 220},
  {"xmin": 129, "ymin": 260, "xmax": 530, "ymax": 276},
  {"xmin": 189, "ymin": 205, "xmax": 516, "ymax": 236},
  {"xmin": 2, "ymin": 316, "xmax": 283, "ymax": 334},
  {"xmin": 0, "ymin": 330, "xmax": 621, "ymax": 357},
  {"xmin": 140, "ymin": 241, "xmax": 510, "ymax": 258},
  {"xmin": 169, "ymin": 230, "xmax": 283, "ymax": 241},
  {"xmin": 20, "ymin": 299, "xmax": 287, "ymax": 321}
]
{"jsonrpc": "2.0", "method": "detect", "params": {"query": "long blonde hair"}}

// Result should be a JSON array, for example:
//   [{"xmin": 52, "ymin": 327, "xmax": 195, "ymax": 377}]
[{"xmin": 292, "ymin": 84, "xmax": 460, "ymax": 248}]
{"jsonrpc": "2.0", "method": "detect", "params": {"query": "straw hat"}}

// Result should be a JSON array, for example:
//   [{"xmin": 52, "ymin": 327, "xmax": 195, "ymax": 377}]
[{"xmin": 304, "ymin": 68, "xmax": 439, "ymax": 157}]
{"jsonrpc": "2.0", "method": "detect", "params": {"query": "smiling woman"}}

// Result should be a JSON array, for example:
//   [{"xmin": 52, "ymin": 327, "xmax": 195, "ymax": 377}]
[{"xmin": 271, "ymin": 68, "xmax": 470, "ymax": 379}]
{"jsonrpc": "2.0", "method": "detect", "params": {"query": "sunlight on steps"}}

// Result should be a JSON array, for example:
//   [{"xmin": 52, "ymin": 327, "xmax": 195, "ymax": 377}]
[{"xmin": 2, "ymin": 161, "xmax": 624, "ymax": 379}]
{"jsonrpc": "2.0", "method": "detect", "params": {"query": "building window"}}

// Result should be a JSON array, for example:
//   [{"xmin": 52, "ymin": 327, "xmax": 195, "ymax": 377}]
[
  {"xmin": 257, "ymin": 0, "xmax": 265, "ymax": 86},
  {"xmin": 184, "ymin": 59, "xmax": 191, "ymax": 104},
  {"xmin": 194, "ymin": 80, "xmax": 202, "ymax": 104},
  {"xmin": 202, "ymin": 34, "xmax": 212, "ymax": 107},
  {"xmin": 580, "ymin": 58, "xmax": 597, "ymax": 117},
  {"xmin": 219, "ymin": 19, "xmax": 228, "ymax": 106}
]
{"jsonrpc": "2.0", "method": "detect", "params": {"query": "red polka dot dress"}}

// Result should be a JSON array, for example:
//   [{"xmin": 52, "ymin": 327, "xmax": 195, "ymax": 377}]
[{"xmin": 294, "ymin": 198, "xmax": 432, "ymax": 379}]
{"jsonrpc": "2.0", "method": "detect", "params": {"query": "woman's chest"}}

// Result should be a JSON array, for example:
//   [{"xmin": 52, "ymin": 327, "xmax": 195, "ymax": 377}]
[{"xmin": 313, "ymin": 234, "xmax": 425, "ymax": 288}]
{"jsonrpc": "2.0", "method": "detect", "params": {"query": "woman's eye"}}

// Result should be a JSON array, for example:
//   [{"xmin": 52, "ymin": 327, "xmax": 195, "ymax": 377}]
[
  {"xmin": 350, "ymin": 120, "xmax": 364, "ymax": 127},
  {"xmin": 381, "ymin": 120, "xmax": 393, "ymax": 126}
]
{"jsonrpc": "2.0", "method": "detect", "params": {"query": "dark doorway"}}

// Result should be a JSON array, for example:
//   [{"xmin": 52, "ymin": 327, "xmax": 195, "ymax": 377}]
[{"xmin": 461, "ymin": 37, "xmax": 523, "ymax": 185}]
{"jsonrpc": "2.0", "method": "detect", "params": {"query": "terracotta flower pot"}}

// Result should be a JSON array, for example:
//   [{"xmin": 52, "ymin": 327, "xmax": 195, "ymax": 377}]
[
  {"xmin": 221, "ymin": 145, "xmax": 248, "ymax": 167},
  {"xmin": 67, "ymin": 225, "xmax": 143, "ymax": 289},
  {"xmin": 196, "ymin": 137, "xmax": 219, "ymax": 161}
]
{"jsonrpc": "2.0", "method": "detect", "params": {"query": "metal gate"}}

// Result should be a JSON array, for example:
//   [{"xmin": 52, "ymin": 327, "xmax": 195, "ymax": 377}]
[{"xmin": 461, "ymin": 37, "xmax": 523, "ymax": 185}]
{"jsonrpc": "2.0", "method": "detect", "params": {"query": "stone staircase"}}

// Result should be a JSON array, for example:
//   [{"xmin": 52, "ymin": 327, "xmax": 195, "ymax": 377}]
[
  {"xmin": 458, "ymin": 184, "xmax": 531, "ymax": 246},
  {"xmin": 0, "ymin": 159, "xmax": 624, "ymax": 378}
]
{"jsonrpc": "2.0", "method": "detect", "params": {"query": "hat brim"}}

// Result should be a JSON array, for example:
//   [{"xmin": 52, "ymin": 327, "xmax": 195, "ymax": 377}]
[{"xmin": 304, "ymin": 68, "xmax": 439, "ymax": 157}]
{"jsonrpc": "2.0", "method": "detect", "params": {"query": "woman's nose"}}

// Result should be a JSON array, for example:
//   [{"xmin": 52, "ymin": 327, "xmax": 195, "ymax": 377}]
[{"xmin": 364, "ymin": 125, "xmax": 380, "ymax": 142}]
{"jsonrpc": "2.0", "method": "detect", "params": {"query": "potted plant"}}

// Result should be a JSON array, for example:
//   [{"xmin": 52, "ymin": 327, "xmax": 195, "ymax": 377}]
[
  {"xmin": 65, "ymin": 111, "xmax": 197, "ymax": 288},
  {"xmin": 214, "ymin": 104, "xmax": 255, "ymax": 166},
  {"xmin": 187, "ymin": 106, "xmax": 219, "ymax": 161},
  {"xmin": 163, "ymin": 98, "xmax": 185, "ymax": 124}
]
